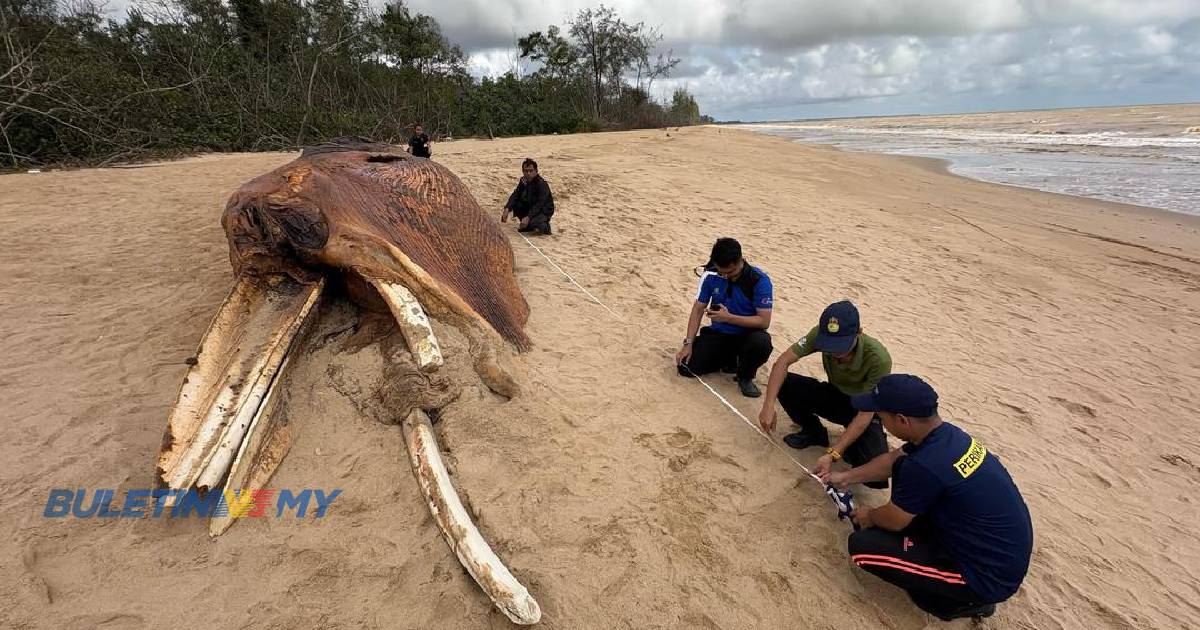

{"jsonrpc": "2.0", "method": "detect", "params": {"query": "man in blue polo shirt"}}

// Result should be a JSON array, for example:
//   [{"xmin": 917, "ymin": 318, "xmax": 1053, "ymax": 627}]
[
  {"xmin": 825, "ymin": 374, "xmax": 1034, "ymax": 621},
  {"xmin": 675, "ymin": 237, "xmax": 773, "ymax": 397}
]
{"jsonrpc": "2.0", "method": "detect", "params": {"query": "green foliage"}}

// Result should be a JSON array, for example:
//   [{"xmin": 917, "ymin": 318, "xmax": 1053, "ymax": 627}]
[
  {"xmin": 0, "ymin": 0, "xmax": 705, "ymax": 169},
  {"xmin": 670, "ymin": 88, "xmax": 702, "ymax": 125}
]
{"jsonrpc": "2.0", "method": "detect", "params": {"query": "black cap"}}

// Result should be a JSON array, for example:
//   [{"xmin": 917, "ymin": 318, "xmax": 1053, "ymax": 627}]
[
  {"xmin": 813, "ymin": 300, "xmax": 860, "ymax": 354},
  {"xmin": 851, "ymin": 374, "xmax": 939, "ymax": 418}
]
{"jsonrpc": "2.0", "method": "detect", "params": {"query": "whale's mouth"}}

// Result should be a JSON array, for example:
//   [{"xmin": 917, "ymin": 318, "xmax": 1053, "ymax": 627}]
[
  {"xmin": 155, "ymin": 274, "xmax": 323, "ymax": 503},
  {"xmin": 155, "ymin": 271, "xmax": 443, "ymax": 512},
  {"xmin": 154, "ymin": 269, "xmax": 540, "ymax": 624}
]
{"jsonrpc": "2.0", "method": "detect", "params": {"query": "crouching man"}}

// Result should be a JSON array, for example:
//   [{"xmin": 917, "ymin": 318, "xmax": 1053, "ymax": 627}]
[
  {"xmin": 675, "ymin": 237, "xmax": 773, "ymax": 397},
  {"xmin": 827, "ymin": 374, "xmax": 1034, "ymax": 621},
  {"xmin": 501, "ymin": 158, "xmax": 554, "ymax": 235}
]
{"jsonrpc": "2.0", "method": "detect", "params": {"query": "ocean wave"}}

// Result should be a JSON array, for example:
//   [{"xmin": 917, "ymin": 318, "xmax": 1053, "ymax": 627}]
[
  {"xmin": 745, "ymin": 123, "xmax": 1200, "ymax": 215},
  {"xmin": 741, "ymin": 123, "xmax": 1200, "ymax": 149}
]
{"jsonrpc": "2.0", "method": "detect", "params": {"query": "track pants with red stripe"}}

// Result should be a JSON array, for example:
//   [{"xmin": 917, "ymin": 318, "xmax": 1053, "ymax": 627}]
[{"xmin": 848, "ymin": 521, "xmax": 985, "ymax": 617}]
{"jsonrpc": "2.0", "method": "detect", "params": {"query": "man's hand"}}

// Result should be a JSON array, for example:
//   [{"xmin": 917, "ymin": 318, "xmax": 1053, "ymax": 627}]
[
  {"xmin": 851, "ymin": 507, "xmax": 874, "ymax": 529},
  {"xmin": 705, "ymin": 303, "xmax": 732, "ymax": 323},
  {"xmin": 675, "ymin": 344, "xmax": 693, "ymax": 367},
  {"xmin": 500, "ymin": 209, "xmax": 510, "ymax": 223},
  {"xmin": 813, "ymin": 454, "xmax": 834, "ymax": 479},
  {"xmin": 758, "ymin": 405, "xmax": 777, "ymax": 433},
  {"xmin": 825, "ymin": 469, "xmax": 852, "ymax": 490}
]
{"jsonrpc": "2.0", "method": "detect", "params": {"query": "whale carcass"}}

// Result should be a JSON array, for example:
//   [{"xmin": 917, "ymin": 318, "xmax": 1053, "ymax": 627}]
[{"xmin": 154, "ymin": 139, "xmax": 541, "ymax": 625}]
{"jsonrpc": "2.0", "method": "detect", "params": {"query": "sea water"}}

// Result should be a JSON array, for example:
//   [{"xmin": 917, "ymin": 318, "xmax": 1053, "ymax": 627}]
[{"xmin": 743, "ymin": 123, "xmax": 1200, "ymax": 215}]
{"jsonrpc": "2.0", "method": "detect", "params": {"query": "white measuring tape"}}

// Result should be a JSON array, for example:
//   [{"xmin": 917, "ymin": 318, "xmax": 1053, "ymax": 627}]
[{"xmin": 517, "ymin": 233, "xmax": 827, "ymax": 485}]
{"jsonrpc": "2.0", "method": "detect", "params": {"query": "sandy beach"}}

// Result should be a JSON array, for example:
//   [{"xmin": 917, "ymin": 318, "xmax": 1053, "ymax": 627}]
[{"xmin": 2, "ymin": 125, "xmax": 1199, "ymax": 629}]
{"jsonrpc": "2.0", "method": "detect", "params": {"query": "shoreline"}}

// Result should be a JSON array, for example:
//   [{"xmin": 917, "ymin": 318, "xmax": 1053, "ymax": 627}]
[
  {"xmin": 739, "ymin": 132, "xmax": 1200, "ymax": 226},
  {"xmin": 729, "ymin": 102, "xmax": 1200, "ymax": 220},
  {"xmin": 892, "ymin": 151, "xmax": 1200, "ymax": 227},
  {"xmin": 730, "ymin": 126, "xmax": 1200, "ymax": 230}
]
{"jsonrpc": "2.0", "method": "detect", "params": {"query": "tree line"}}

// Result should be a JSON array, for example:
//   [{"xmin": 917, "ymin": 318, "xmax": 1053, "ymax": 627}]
[{"xmin": 0, "ymin": 0, "xmax": 709, "ymax": 169}]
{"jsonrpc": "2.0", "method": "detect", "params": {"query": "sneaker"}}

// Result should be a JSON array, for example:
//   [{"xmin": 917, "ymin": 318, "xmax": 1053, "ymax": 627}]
[
  {"xmin": 935, "ymin": 602, "xmax": 996, "ymax": 622},
  {"xmin": 782, "ymin": 430, "xmax": 830, "ymax": 450},
  {"xmin": 737, "ymin": 378, "xmax": 761, "ymax": 398}
]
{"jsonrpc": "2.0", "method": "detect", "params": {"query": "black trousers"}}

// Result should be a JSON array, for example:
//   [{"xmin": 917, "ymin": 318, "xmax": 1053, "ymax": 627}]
[
  {"xmin": 776, "ymin": 374, "xmax": 889, "ymax": 468},
  {"xmin": 513, "ymin": 206, "xmax": 553, "ymax": 233},
  {"xmin": 678, "ymin": 326, "xmax": 772, "ymax": 381},
  {"xmin": 848, "ymin": 489, "xmax": 988, "ymax": 618}
]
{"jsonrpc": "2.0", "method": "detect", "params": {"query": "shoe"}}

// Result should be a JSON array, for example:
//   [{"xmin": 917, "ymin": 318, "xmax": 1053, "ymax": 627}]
[
  {"xmin": 971, "ymin": 604, "xmax": 997, "ymax": 620},
  {"xmin": 933, "ymin": 602, "xmax": 996, "ymax": 622},
  {"xmin": 517, "ymin": 225, "xmax": 533, "ymax": 233},
  {"xmin": 783, "ymin": 430, "xmax": 830, "ymax": 450},
  {"xmin": 721, "ymin": 364, "xmax": 738, "ymax": 375},
  {"xmin": 737, "ymin": 378, "xmax": 761, "ymax": 398},
  {"xmin": 538, "ymin": 224, "xmax": 552, "ymax": 235}
]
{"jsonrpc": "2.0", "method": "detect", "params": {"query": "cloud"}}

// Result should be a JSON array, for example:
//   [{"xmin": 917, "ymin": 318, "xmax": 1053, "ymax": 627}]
[
  {"xmin": 406, "ymin": 0, "xmax": 1200, "ymax": 51},
  {"xmin": 413, "ymin": 1, "xmax": 1200, "ymax": 119},
  {"xmin": 650, "ymin": 20, "xmax": 1200, "ymax": 119},
  {"xmin": 100, "ymin": 0, "xmax": 1200, "ymax": 119}
]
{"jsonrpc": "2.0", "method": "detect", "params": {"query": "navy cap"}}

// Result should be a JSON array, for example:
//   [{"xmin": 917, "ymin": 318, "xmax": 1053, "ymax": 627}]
[
  {"xmin": 812, "ymin": 300, "xmax": 860, "ymax": 354},
  {"xmin": 851, "ymin": 374, "xmax": 939, "ymax": 418}
]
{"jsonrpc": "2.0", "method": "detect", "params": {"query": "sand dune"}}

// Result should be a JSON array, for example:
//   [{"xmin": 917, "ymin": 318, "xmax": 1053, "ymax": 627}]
[{"xmin": 1, "ymin": 126, "xmax": 1198, "ymax": 629}]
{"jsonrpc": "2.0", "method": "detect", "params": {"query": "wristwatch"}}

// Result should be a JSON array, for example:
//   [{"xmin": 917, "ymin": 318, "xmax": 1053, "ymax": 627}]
[
  {"xmin": 682, "ymin": 338, "xmax": 692, "ymax": 346},
  {"xmin": 826, "ymin": 447, "xmax": 842, "ymax": 462}
]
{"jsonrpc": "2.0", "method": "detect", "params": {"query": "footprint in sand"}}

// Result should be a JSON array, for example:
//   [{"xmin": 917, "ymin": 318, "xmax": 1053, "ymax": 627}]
[
  {"xmin": 997, "ymin": 400, "xmax": 1036, "ymax": 426},
  {"xmin": 1160, "ymin": 453, "xmax": 1200, "ymax": 479},
  {"xmin": 664, "ymin": 428, "xmax": 695, "ymax": 449},
  {"xmin": 635, "ymin": 428, "xmax": 743, "ymax": 472},
  {"xmin": 1049, "ymin": 396, "xmax": 1096, "ymax": 417}
]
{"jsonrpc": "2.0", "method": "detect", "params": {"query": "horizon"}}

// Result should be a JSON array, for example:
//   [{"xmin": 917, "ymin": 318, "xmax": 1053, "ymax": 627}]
[{"xmin": 717, "ymin": 98, "xmax": 1200, "ymax": 125}]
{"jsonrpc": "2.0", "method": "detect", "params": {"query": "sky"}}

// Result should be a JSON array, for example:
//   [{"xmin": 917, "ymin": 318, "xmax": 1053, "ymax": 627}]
[
  {"xmin": 413, "ymin": 0, "xmax": 1200, "ymax": 121},
  {"xmin": 105, "ymin": 0, "xmax": 1200, "ymax": 121}
]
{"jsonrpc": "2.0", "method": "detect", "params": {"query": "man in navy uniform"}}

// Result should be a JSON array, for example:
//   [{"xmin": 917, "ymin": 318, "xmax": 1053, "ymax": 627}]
[
  {"xmin": 825, "ymin": 374, "xmax": 1034, "ymax": 621},
  {"xmin": 675, "ymin": 237, "xmax": 773, "ymax": 397}
]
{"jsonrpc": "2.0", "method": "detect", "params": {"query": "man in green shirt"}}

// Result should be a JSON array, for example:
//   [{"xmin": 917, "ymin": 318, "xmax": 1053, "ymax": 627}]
[{"xmin": 758, "ymin": 300, "xmax": 891, "ymax": 487}]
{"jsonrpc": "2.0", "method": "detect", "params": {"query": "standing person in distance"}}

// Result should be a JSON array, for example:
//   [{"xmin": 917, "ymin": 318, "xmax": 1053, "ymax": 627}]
[{"xmin": 407, "ymin": 124, "xmax": 432, "ymax": 159}]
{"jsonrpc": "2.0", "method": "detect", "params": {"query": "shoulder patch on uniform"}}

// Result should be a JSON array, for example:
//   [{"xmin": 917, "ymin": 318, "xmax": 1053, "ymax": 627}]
[
  {"xmin": 697, "ymin": 271, "xmax": 719, "ymax": 298},
  {"xmin": 953, "ymin": 437, "xmax": 988, "ymax": 479}
]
